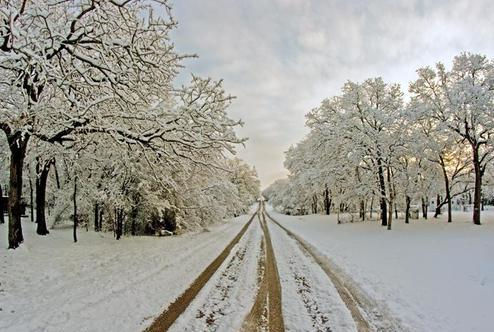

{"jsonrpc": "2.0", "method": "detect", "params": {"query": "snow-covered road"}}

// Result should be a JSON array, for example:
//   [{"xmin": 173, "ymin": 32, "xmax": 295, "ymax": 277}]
[
  {"xmin": 267, "ymin": 206, "xmax": 494, "ymax": 332},
  {"xmin": 0, "ymin": 215, "xmax": 250, "ymax": 332},
  {"xmin": 7, "ymin": 202, "xmax": 466, "ymax": 331},
  {"xmin": 149, "ymin": 203, "xmax": 373, "ymax": 332}
]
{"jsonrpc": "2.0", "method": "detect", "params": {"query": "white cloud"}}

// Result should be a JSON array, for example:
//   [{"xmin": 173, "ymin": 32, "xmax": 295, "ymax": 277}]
[{"xmin": 171, "ymin": 0, "xmax": 494, "ymax": 188}]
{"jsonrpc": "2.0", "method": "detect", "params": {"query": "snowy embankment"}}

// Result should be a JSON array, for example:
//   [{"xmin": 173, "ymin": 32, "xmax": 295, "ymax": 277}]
[
  {"xmin": 0, "ymin": 215, "xmax": 250, "ymax": 332},
  {"xmin": 268, "ymin": 206, "xmax": 494, "ymax": 332}
]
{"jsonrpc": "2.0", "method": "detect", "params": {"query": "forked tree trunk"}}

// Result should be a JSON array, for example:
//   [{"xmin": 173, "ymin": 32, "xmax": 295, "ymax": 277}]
[
  {"xmin": 439, "ymin": 159, "xmax": 453, "ymax": 223},
  {"xmin": 35, "ymin": 159, "xmax": 51, "ymax": 235},
  {"xmin": 7, "ymin": 133, "xmax": 29, "ymax": 249}
]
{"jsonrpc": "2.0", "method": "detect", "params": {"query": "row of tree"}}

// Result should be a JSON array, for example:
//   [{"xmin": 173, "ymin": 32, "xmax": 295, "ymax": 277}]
[
  {"xmin": 264, "ymin": 53, "xmax": 494, "ymax": 229},
  {"xmin": 0, "ymin": 1, "xmax": 260, "ymax": 249}
]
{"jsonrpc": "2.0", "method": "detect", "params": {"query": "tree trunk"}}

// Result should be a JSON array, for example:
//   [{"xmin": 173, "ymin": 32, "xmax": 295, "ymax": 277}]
[
  {"xmin": 73, "ymin": 177, "xmax": 78, "ymax": 243},
  {"xmin": 99, "ymin": 210, "xmax": 104, "ymax": 231},
  {"xmin": 377, "ymin": 158, "xmax": 388, "ymax": 226},
  {"xmin": 387, "ymin": 201, "xmax": 393, "ymax": 230},
  {"xmin": 324, "ymin": 186, "xmax": 331, "ymax": 215},
  {"xmin": 29, "ymin": 178, "xmax": 34, "ymax": 223},
  {"xmin": 35, "ymin": 159, "xmax": 51, "ymax": 235},
  {"xmin": 130, "ymin": 206, "xmax": 138, "ymax": 236},
  {"xmin": 94, "ymin": 203, "xmax": 100, "ymax": 232},
  {"xmin": 369, "ymin": 197, "xmax": 374, "ymax": 219},
  {"xmin": 405, "ymin": 196, "xmax": 411, "ymax": 224},
  {"xmin": 7, "ymin": 133, "xmax": 29, "ymax": 249},
  {"xmin": 0, "ymin": 184, "xmax": 4, "ymax": 224},
  {"xmin": 472, "ymin": 146, "xmax": 482, "ymax": 225},
  {"xmin": 359, "ymin": 200, "xmax": 365, "ymax": 220},
  {"xmin": 421, "ymin": 196, "xmax": 428, "ymax": 219},
  {"xmin": 434, "ymin": 194, "xmax": 442, "ymax": 217},
  {"xmin": 387, "ymin": 166, "xmax": 393, "ymax": 231},
  {"xmin": 116, "ymin": 209, "xmax": 123, "ymax": 240},
  {"xmin": 439, "ymin": 160, "xmax": 453, "ymax": 223}
]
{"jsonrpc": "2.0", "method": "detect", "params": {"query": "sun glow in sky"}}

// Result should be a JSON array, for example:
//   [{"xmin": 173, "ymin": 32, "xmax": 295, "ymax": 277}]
[{"xmin": 171, "ymin": 0, "xmax": 494, "ymax": 188}]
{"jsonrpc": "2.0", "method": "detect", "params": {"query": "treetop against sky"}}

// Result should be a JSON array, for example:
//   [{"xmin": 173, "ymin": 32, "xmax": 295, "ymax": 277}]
[{"xmin": 170, "ymin": 0, "xmax": 494, "ymax": 187}]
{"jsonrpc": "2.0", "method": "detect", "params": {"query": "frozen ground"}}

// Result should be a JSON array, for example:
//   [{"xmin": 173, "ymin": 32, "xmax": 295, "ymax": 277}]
[
  {"xmin": 0, "ymin": 215, "xmax": 249, "ymax": 332},
  {"xmin": 268, "ymin": 206, "xmax": 494, "ymax": 332}
]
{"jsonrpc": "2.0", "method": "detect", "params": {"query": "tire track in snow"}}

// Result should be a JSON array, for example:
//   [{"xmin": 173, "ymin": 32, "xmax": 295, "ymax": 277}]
[
  {"xmin": 242, "ymin": 205, "xmax": 285, "ymax": 332},
  {"xmin": 267, "ymin": 211, "xmax": 356, "ymax": 332},
  {"xmin": 265, "ymin": 210, "xmax": 405, "ymax": 332},
  {"xmin": 265, "ymin": 210, "xmax": 370, "ymax": 332},
  {"xmin": 169, "ymin": 210, "xmax": 263, "ymax": 331},
  {"xmin": 145, "ymin": 208, "xmax": 258, "ymax": 332}
]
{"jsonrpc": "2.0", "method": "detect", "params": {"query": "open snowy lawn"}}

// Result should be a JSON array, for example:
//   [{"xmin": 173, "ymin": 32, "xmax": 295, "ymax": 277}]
[
  {"xmin": 0, "ymin": 215, "xmax": 250, "ymax": 332},
  {"xmin": 268, "ymin": 207, "xmax": 494, "ymax": 332}
]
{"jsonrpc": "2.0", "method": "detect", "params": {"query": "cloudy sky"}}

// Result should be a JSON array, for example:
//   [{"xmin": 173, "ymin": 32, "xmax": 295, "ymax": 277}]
[{"xmin": 170, "ymin": 0, "xmax": 494, "ymax": 188}]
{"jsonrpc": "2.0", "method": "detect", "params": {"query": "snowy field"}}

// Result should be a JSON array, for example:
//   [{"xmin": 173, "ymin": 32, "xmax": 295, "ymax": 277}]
[
  {"xmin": 268, "ymin": 206, "xmax": 494, "ymax": 332},
  {"xmin": 0, "ymin": 215, "xmax": 250, "ymax": 332}
]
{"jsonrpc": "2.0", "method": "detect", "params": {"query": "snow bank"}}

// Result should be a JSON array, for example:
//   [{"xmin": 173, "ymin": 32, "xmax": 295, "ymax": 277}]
[
  {"xmin": 0, "ymin": 215, "xmax": 249, "ymax": 332},
  {"xmin": 268, "ymin": 207, "xmax": 494, "ymax": 332}
]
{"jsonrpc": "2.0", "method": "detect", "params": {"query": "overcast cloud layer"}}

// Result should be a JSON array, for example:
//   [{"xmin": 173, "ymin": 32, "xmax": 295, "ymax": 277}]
[{"xmin": 171, "ymin": 0, "xmax": 494, "ymax": 188}]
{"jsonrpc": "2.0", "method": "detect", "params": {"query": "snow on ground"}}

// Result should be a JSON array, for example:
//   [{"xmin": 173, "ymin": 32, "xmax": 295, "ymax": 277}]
[
  {"xmin": 268, "ymin": 206, "xmax": 494, "ymax": 332},
  {"xmin": 0, "ymin": 214, "xmax": 250, "ymax": 332},
  {"xmin": 268, "ymin": 219, "xmax": 357, "ymax": 332},
  {"xmin": 170, "ymin": 213, "xmax": 262, "ymax": 332}
]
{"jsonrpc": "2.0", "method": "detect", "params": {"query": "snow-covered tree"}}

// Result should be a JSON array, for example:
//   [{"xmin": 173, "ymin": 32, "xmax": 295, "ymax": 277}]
[{"xmin": 410, "ymin": 53, "xmax": 494, "ymax": 224}]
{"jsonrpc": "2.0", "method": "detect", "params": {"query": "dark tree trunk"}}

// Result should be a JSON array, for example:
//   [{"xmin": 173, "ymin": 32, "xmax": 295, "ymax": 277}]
[
  {"xmin": 377, "ymin": 157, "xmax": 388, "ymax": 226},
  {"xmin": 405, "ymin": 196, "xmax": 411, "ymax": 224},
  {"xmin": 73, "ymin": 177, "xmax": 78, "ymax": 243},
  {"xmin": 130, "ymin": 206, "xmax": 138, "ymax": 236},
  {"xmin": 472, "ymin": 146, "xmax": 482, "ymax": 225},
  {"xmin": 421, "ymin": 196, "xmax": 428, "ymax": 219},
  {"xmin": 359, "ymin": 200, "xmax": 365, "ymax": 220},
  {"xmin": 99, "ymin": 210, "xmax": 104, "ymax": 231},
  {"xmin": 0, "ymin": 184, "xmax": 4, "ymax": 224},
  {"xmin": 35, "ymin": 159, "xmax": 51, "ymax": 235},
  {"xmin": 395, "ymin": 204, "xmax": 398, "ymax": 219},
  {"xmin": 439, "ymin": 159, "xmax": 453, "ymax": 223},
  {"xmin": 386, "ymin": 166, "xmax": 393, "ymax": 231},
  {"xmin": 94, "ymin": 203, "xmax": 100, "ymax": 232},
  {"xmin": 324, "ymin": 186, "xmax": 331, "ymax": 215},
  {"xmin": 116, "ymin": 209, "xmax": 123, "ymax": 240},
  {"xmin": 434, "ymin": 194, "xmax": 442, "ymax": 217},
  {"xmin": 53, "ymin": 161, "xmax": 61, "ymax": 189},
  {"xmin": 29, "ymin": 178, "xmax": 34, "ymax": 222},
  {"xmin": 7, "ymin": 133, "xmax": 29, "ymax": 249}
]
